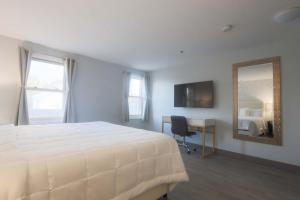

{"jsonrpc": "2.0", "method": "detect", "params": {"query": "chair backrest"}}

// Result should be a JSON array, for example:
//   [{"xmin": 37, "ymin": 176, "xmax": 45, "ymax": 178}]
[{"xmin": 171, "ymin": 116, "xmax": 188, "ymax": 136}]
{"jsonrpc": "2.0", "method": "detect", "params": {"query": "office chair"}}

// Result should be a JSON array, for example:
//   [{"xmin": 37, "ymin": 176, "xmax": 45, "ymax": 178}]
[{"xmin": 171, "ymin": 116, "xmax": 197, "ymax": 154}]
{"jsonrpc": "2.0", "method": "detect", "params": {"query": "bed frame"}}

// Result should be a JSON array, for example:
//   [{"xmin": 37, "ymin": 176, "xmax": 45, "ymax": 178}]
[{"xmin": 132, "ymin": 184, "xmax": 169, "ymax": 200}]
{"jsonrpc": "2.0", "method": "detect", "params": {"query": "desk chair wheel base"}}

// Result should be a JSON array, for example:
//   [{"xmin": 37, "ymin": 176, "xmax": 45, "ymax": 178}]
[
  {"xmin": 171, "ymin": 116, "xmax": 197, "ymax": 155},
  {"xmin": 177, "ymin": 139, "xmax": 193, "ymax": 154}
]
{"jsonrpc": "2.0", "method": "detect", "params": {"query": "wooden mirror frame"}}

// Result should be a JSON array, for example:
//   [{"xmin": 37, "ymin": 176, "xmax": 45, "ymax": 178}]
[{"xmin": 232, "ymin": 56, "xmax": 282, "ymax": 145}]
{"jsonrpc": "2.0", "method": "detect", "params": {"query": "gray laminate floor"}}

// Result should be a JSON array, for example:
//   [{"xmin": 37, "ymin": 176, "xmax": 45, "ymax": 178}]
[{"xmin": 169, "ymin": 149, "xmax": 300, "ymax": 200}]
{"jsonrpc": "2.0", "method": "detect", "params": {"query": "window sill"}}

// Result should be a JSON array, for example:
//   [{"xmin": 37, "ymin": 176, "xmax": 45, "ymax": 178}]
[
  {"xmin": 129, "ymin": 115, "xmax": 143, "ymax": 120},
  {"xmin": 129, "ymin": 119, "xmax": 143, "ymax": 121}
]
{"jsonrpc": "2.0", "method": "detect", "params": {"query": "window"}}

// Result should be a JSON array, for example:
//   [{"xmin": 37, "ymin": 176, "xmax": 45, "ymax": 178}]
[
  {"xmin": 128, "ymin": 75, "xmax": 144, "ymax": 119},
  {"xmin": 26, "ymin": 58, "xmax": 67, "ymax": 124}
]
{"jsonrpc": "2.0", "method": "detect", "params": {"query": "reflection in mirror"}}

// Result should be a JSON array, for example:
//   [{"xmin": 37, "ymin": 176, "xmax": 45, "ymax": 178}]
[
  {"xmin": 238, "ymin": 64, "xmax": 274, "ymax": 138},
  {"xmin": 232, "ymin": 57, "xmax": 281, "ymax": 145}
]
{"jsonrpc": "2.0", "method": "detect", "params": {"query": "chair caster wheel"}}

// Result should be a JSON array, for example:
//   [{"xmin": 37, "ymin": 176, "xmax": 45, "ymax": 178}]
[
  {"xmin": 193, "ymin": 148, "xmax": 197, "ymax": 151},
  {"xmin": 187, "ymin": 150, "xmax": 191, "ymax": 154}
]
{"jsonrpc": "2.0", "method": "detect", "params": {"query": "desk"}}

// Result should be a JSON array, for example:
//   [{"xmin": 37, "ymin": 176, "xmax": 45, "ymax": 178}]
[{"xmin": 162, "ymin": 116, "xmax": 216, "ymax": 158}]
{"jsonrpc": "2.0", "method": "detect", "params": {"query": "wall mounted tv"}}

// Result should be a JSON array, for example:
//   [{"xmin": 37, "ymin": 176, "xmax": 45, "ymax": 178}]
[{"xmin": 174, "ymin": 81, "xmax": 214, "ymax": 108}]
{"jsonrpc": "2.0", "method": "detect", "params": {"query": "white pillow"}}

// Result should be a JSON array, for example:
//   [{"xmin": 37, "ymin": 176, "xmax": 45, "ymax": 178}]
[{"xmin": 239, "ymin": 108, "xmax": 251, "ymax": 117}]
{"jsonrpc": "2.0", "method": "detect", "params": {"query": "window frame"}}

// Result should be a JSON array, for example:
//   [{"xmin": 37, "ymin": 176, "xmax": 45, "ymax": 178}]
[
  {"xmin": 26, "ymin": 57, "xmax": 67, "ymax": 124},
  {"xmin": 128, "ymin": 74, "xmax": 144, "ymax": 120}
]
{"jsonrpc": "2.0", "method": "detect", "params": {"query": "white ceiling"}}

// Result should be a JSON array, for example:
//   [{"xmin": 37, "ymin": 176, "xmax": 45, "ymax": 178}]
[{"xmin": 0, "ymin": 0, "xmax": 300, "ymax": 71}]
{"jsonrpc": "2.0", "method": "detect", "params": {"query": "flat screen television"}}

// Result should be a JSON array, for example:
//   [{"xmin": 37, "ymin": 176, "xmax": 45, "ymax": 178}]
[{"xmin": 174, "ymin": 81, "xmax": 214, "ymax": 108}]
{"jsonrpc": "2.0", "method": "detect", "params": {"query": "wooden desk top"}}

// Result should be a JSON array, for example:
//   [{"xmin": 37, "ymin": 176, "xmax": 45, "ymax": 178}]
[{"xmin": 162, "ymin": 116, "xmax": 216, "ymax": 127}]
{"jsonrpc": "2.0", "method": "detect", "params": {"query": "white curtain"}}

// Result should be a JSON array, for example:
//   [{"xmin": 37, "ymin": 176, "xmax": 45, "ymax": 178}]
[
  {"xmin": 122, "ymin": 71, "xmax": 131, "ymax": 122},
  {"xmin": 63, "ymin": 58, "xmax": 76, "ymax": 123},
  {"xmin": 142, "ymin": 72, "xmax": 150, "ymax": 121},
  {"xmin": 16, "ymin": 47, "xmax": 32, "ymax": 125}
]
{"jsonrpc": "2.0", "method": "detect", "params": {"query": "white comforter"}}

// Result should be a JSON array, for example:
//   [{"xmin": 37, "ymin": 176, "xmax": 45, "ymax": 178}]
[{"xmin": 0, "ymin": 122, "xmax": 188, "ymax": 200}]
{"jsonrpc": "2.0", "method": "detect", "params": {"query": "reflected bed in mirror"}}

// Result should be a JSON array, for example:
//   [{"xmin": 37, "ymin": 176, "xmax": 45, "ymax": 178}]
[{"xmin": 232, "ymin": 57, "xmax": 282, "ymax": 145}]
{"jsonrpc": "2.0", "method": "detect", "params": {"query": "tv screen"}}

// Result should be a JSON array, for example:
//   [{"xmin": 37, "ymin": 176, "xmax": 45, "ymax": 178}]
[{"xmin": 174, "ymin": 81, "xmax": 214, "ymax": 108}]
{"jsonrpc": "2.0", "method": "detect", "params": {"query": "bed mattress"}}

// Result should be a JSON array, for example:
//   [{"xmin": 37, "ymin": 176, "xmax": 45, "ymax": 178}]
[{"xmin": 0, "ymin": 122, "xmax": 188, "ymax": 200}]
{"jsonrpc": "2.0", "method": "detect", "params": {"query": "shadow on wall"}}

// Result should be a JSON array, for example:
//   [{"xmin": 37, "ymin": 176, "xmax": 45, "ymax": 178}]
[
  {"xmin": 216, "ymin": 120, "xmax": 232, "ymax": 145},
  {"xmin": 0, "ymin": 84, "xmax": 20, "ymax": 124}
]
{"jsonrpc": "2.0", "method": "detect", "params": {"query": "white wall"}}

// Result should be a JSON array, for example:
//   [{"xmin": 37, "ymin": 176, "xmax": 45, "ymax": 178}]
[
  {"xmin": 0, "ymin": 36, "xmax": 21, "ymax": 124},
  {"xmin": 73, "ymin": 55, "xmax": 124, "ymax": 123},
  {"xmin": 147, "ymin": 37, "xmax": 300, "ymax": 166},
  {"xmin": 0, "ymin": 35, "xmax": 139, "ymax": 125}
]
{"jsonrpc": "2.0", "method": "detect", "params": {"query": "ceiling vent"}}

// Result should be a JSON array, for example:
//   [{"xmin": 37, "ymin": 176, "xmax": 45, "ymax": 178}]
[
  {"xmin": 273, "ymin": 7, "xmax": 300, "ymax": 23},
  {"xmin": 222, "ymin": 25, "xmax": 233, "ymax": 32}
]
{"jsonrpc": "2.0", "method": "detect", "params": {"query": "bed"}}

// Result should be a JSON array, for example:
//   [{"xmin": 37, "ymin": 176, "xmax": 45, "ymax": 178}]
[
  {"xmin": 238, "ymin": 116, "xmax": 265, "ymax": 136},
  {"xmin": 237, "ymin": 100, "xmax": 266, "ymax": 136},
  {"xmin": 0, "ymin": 122, "xmax": 188, "ymax": 200}
]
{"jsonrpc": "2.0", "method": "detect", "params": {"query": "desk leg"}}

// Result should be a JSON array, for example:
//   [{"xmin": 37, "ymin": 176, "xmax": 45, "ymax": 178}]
[
  {"xmin": 202, "ymin": 127, "xmax": 206, "ymax": 158},
  {"xmin": 212, "ymin": 126, "xmax": 216, "ymax": 153},
  {"xmin": 161, "ymin": 122, "xmax": 164, "ymax": 133}
]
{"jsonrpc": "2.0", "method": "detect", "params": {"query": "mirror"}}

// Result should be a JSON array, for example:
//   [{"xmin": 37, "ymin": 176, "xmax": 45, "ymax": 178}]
[{"xmin": 232, "ymin": 57, "xmax": 281, "ymax": 145}]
